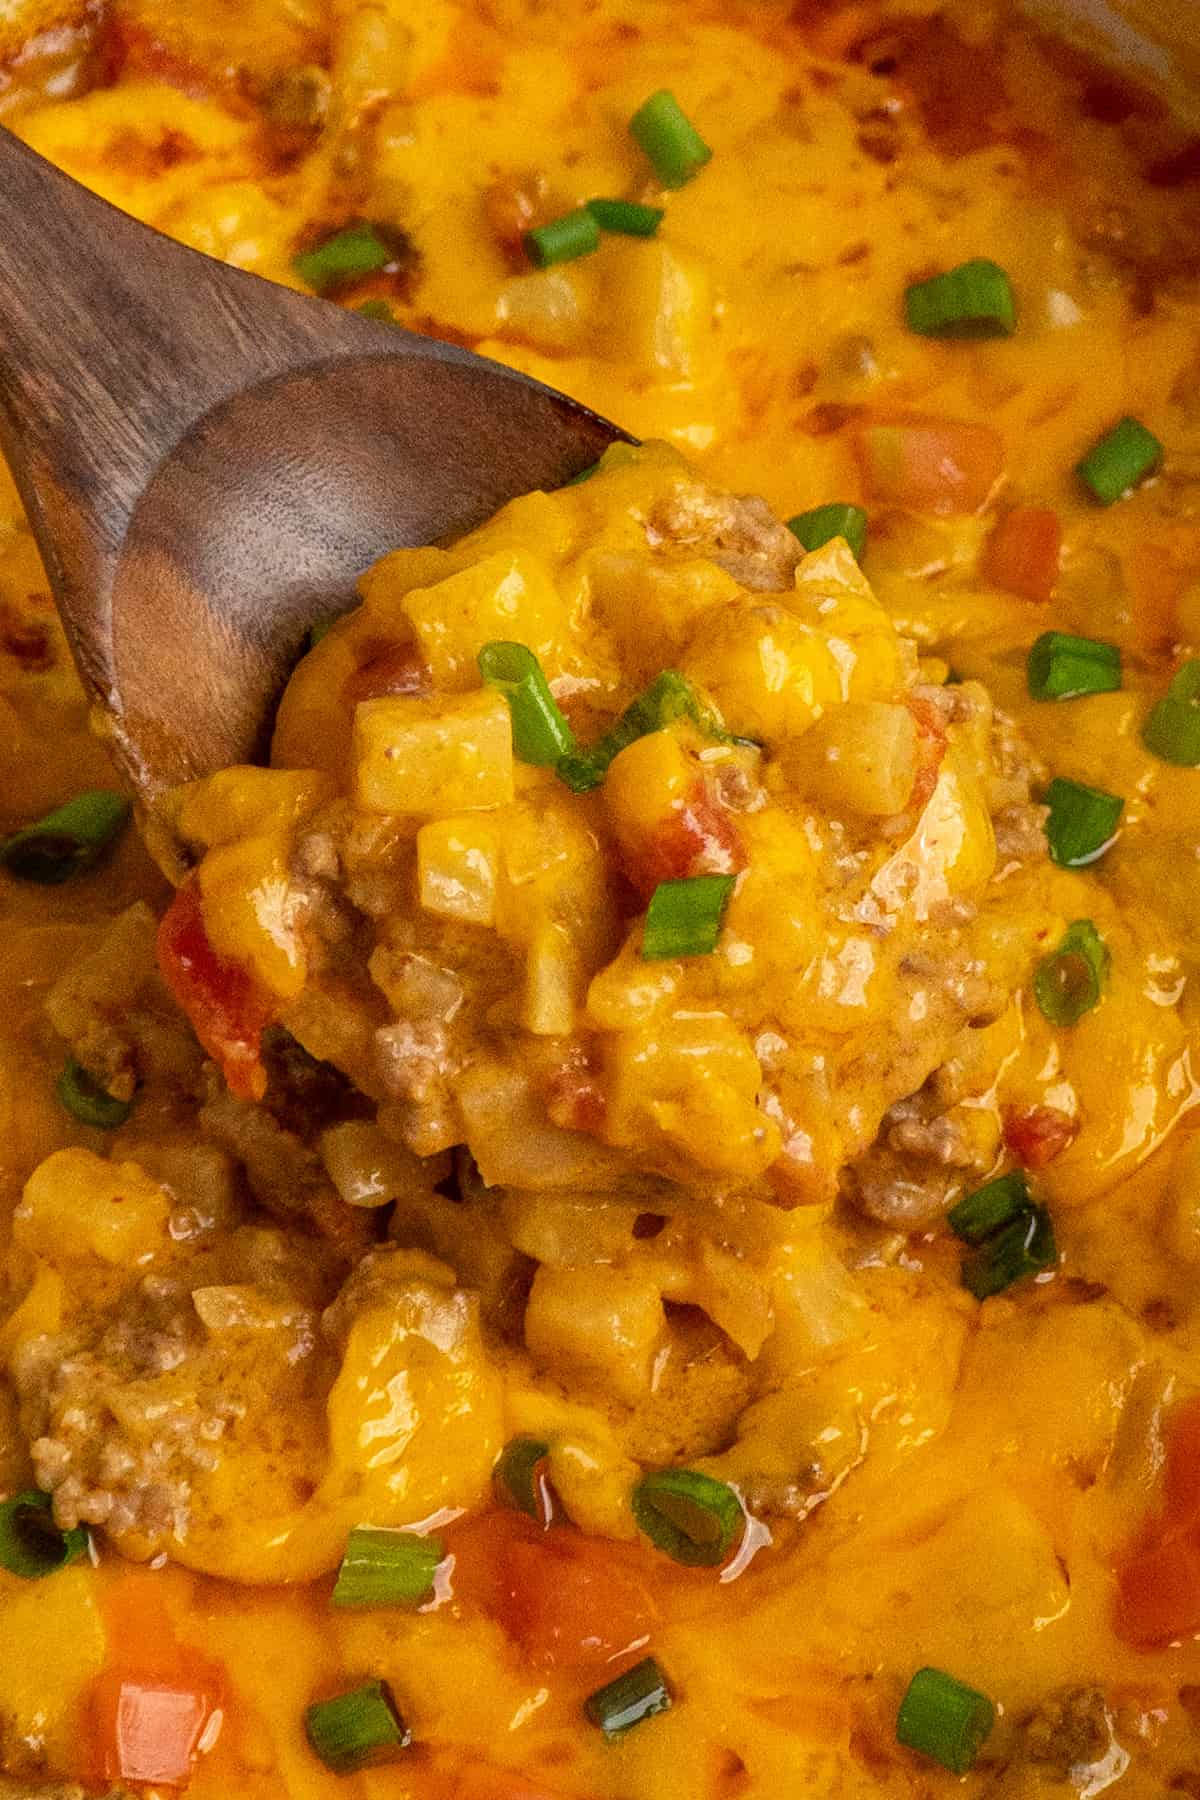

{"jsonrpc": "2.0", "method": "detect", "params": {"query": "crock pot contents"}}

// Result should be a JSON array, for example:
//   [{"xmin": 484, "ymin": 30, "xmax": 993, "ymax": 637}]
[{"xmin": 2, "ymin": 2, "xmax": 1200, "ymax": 1796}]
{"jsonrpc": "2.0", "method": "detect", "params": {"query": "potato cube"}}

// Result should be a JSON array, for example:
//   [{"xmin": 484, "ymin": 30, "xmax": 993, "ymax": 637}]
[
  {"xmin": 781, "ymin": 701, "xmax": 917, "ymax": 816},
  {"xmin": 418, "ymin": 816, "xmax": 501, "ymax": 925},
  {"xmin": 353, "ymin": 689, "xmax": 514, "ymax": 815},
  {"xmin": 16, "ymin": 1148, "xmax": 171, "ymax": 1267},
  {"xmin": 397, "ymin": 550, "xmax": 572, "ymax": 690},
  {"xmin": 683, "ymin": 601, "xmax": 843, "ymax": 744},
  {"xmin": 524, "ymin": 1263, "xmax": 668, "ymax": 1407}
]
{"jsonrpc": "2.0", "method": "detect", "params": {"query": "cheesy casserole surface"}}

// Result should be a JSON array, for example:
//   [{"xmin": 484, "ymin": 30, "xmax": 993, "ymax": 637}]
[{"xmin": 2, "ymin": 2, "xmax": 1200, "ymax": 1796}]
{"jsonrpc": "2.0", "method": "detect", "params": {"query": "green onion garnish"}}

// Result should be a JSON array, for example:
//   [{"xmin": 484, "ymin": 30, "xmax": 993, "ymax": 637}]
[
  {"xmin": 1026, "ymin": 631, "xmax": 1121, "ymax": 702},
  {"xmin": 55, "ymin": 1059, "xmax": 132, "ymax": 1130},
  {"xmin": 786, "ymin": 502, "xmax": 868, "ymax": 561},
  {"xmin": 0, "ymin": 790, "xmax": 130, "ymax": 885},
  {"xmin": 524, "ymin": 208, "xmax": 601, "ymax": 269},
  {"xmin": 332, "ymin": 1528, "xmax": 443, "ymax": 1610},
  {"xmin": 493, "ymin": 1437, "xmax": 557, "ymax": 1528},
  {"xmin": 585, "ymin": 1657, "xmax": 673, "ymax": 1740},
  {"xmin": 1076, "ymin": 415, "xmax": 1162, "ymax": 505},
  {"xmin": 947, "ymin": 1170, "xmax": 1030, "ymax": 1246},
  {"xmin": 304, "ymin": 1679, "xmax": 411, "ymax": 1774},
  {"xmin": 1142, "ymin": 661, "xmax": 1200, "ymax": 767},
  {"xmin": 356, "ymin": 298, "xmax": 397, "ymax": 322},
  {"xmin": 632, "ymin": 1468, "xmax": 744, "ymax": 1567},
  {"xmin": 1033, "ymin": 918, "xmax": 1109, "ymax": 1026},
  {"xmin": 642, "ymin": 874, "xmax": 735, "ymax": 962},
  {"xmin": 293, "ymin": 223, "xmax": 395, "ymax": 295},
  {"xmin": 556, "ymin": 670, "xmax": 735, "ymax": 793},
  {"xmin": 563, "ymin": 461, "xmax": 599, "ymax": 487},
  {"xmin": 629, "ymin": 90, "xmax": 711, "ymax": 188},
  {"xmin": 904, "ymin": 258, "xmax": 1017, "ymax": 339},
  {"xmin": 0, "ymin": 1490, "xmax": 88, "ymax": 1580},
  {"xmin": 586, "ymin": 198, "xmax": 664, "ymax": 237},
  {"xmin": 478, "ymin": 642, "xmax": 576, "ymax": 766},
  {"xmin": 896, "ymin": 1667, "xmax": 996, "ymax": 1774},
  {"xmin": 961, "ymin": 1203, "xmax": 1057, "ymax": 1300},
  {"xmin": 1043, "ymin": 777, "xmax": 1123, "ymax": 867}
]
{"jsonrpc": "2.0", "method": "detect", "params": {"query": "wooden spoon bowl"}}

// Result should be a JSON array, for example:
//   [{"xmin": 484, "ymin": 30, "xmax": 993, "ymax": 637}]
[{"xmin": 0, "ymin": 129, "xmax": 626, "ymax": 798}]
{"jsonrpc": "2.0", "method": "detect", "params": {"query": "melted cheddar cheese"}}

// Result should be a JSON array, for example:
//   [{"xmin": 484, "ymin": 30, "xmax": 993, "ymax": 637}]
[{"xmin": 2, "ymin": 3, "xmax": 1200, "ymax": 1798}]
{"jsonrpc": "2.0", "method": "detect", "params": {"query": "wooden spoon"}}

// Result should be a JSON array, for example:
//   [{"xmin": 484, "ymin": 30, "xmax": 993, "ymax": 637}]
[{"xmin": 0, "ymin": 128, "xmax": 627, "ymax": 799}]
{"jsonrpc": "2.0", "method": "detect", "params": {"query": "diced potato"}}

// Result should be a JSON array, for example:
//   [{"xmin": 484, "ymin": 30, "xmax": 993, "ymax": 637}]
[
  {"xmin": 603, "ymin": 729, "xmax": 693, "ymax": 865},
  {"xmin": 682, "ymin": 600, "xmax": 843, "ymax": 744},
  {"xmin": 605, "ymin": 1010, "xmax": 781, "ymax": 1181},
  {"xmin": 323, "ymin": 1250, "xmax": 504, "ymax": 1522},
  {"xmin": 319, "ymin": 1120, "xmax": 447, "ymax": 1210},
  {"xmin": 170, "ymin": 766, "xmax": 333, "ymax": 849},
  {"xmin": 867, "ymin": 758, "xmax": 997, "ymax": 922},
  {"xmin": 524, "ymin": 1263, "xmax": 669, "ymax": 1407},
  {"xmin": 601, "ymin": 239, "xmax": 713, "ymax": 379},
  {"xmin": 353, "ymin": 689, "xmax": 514, "ymax": 815},
  {"xmin": 0, "ymin": 1566, "xmax": 107, "ymax": 1769},
  {"xmin": 781, "ymin": 701, "xmax": 917, "ymax": 816},
  {"xmin": 15, "ymin": 1148, "xmax": 172, "ymax": 1267},
  {"xmin": 198, "ymin": 832, "xmax": 308, "ymax": 998},
  {"xmin": 455, "ymin": 1061, "xmax": 628, "ymax": 1190},
  {"xmin": 586, "ymin": 552, "xmax": 742, "ymax": 676},
  {"xmin": 417, "ymin": 816, "xmax": 502, "ymax": 925},
  {"xmin": 522, "ymin": 920, "xmax": 579, "ymax": 1036},
  {"xmin": 394, "ymin": 550, "xmax": 573, "ymax": 690}
]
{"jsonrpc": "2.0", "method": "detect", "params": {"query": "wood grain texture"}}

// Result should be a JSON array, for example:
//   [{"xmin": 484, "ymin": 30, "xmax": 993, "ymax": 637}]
[{"xmin": 0, "ymin": 127, "xmax": 627, "ymax": 796}]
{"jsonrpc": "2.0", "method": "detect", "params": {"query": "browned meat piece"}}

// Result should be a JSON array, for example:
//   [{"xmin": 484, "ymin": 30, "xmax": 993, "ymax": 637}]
[
  {"xmin": 13, "ymin": 1277, "xmax": 231, "ymax": 1551},
  {"xmin": 198, "ymin": 1070, "xmax": 373, "ymax": 1251},
  {"xmin": 647, "ymin": 482, "xmax": 803, "ymax": 592},
  {"xmin": 843, "ymin": 1084, "xmax": 991, "ymax": 1228},
  {"xmin": 993, "ymin": 802, "xmax": 1050, "ymax": 863}
]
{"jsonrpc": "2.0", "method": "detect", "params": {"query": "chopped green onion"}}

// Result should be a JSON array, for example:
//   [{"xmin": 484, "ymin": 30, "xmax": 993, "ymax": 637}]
[
  {"xmin": 1033, "ymin": 918, "xmax": 1109, "ymax": 1026},
  {"xmin": 629, "ymin": 90, "xmax": 712, "ymax": 188},
  {"xmin": 1043, "ymin": 777, "xmax": 1123, "ymax": 867},
  {"xmin": 904, "ymin": 258, "xmax": 1017, "ymax": 339},
  {"xmin": 356, "ymin": 298, "xmax": 396, "ymax": 322},
  {"xmin": 55, "ymin": 1059, "xmax": 132, "ymax": 1130},
  {"xmin": 478, "ymin": 641, "xmax": 576, "ymax": 767},
  {"xmin": 563, "ymin": 461, "xmax": 600, "ymax": 487},
  {"xmin": 1142, "ymin": 661, "xmax": 1200, "ymax": 767},
  {"xmin": 786, "ymin": 502, "xmax": 868, "ymax": 560},
  {"xmin": 585, "ymin": 1657, "xmax": 673, "ymax": 1740},
  {"xmin": 947, "ymin": 1170, "xmax": 1030, "ymax": 1246},
  {"xmin": 896, "ymin": 1667, "xmax": 996, "ymax": 1774},
  {"xmin": 1076, "ymin": 416, "xmax": 1162, "ymax": 505},
  {"xmin": 494, "ymin": 1437, "xmax": 557, "ymax": 1528},
  {"xmin": 1026, "ymin": 631, "xmax": 1121, "ymax": 702},
  {"xmin": 304, "ymin": 1679, "xmax": 410, "ymax": 1774},
  {"xmin": 586, "ymin": 198, "xmax": 664, "ymax": 237},
  {"xmin": 557, "ymin": 670, "xmax": 735, "ymax": 793},
  {"xmin": 308, "ymin": 616, "xmax": 337, "ymax": 649},
  {"xmin": 961, "ymin": 1203, "xmax": 1057, "ymax": 1300},
  {"xmin": 642, "ymin": 874, "xmax": 735, "ymax": 962},
  {"xmin": 632, "ymin": 1468, "xmax": 744, "ymax": 1567},
  {"xmin": 332, "ymin": 1528, "xmax": 443, "ymax": 1610},
  {"xmin": 0, "ymin": 791, "xmax": 130, "ymax": 885},
  {"xmin": 0, "ymin": 1490, "xmax": 88, "ymax": 1580},
  {"xmin": 524, "ymin": 208, "xmax": 601, "ymax": 269},
  {"xmin": 293, "ymin": 223, "xmax": 395, "ymax": 295}
]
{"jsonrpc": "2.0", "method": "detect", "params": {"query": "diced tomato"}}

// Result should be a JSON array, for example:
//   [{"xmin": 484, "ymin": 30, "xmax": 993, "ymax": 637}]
[
  {"xmin": 1116, "ymin": 1531, "xmax": 1200, "ymax": 1647},
  {"xmin": 982, "ymin": 506, "xmax": 1062, "ymax": 604},
  {"xmin": 454, "ymin": 1768, "xmax": 574, "ymax": 1800},
  {"xmin": 1163, "ymin": 1394, "xmax": 1200, "ymax": 1533},
  {"xmin": 903, "ymin": 694, "xmax": 948, "ymax": 814},
  {"xmin": 500, "ymin": 1532, "xmax": 658, "ymax": 1673},
  {"xmin": 88, "ymin": 1670, "xmax": 222, "ymax": 1787},
  {"xmin": 341, "ymin": 637, "xmax": 432, "ymax": 703},
  {"xmin": 855, "ymin": 419, "xmax": 1006, "ymax": 516},
  {"xmin": 1114, "ymin": 1395, "xmax": 1200, "ymax": 1647},
  {"xmin": 445, "ymin": 1511, "xmax": 658, "ymax": 1675},
  {"xmin": 156, "ymin": 877, "xmax": 275, "ymax": 1101},
  {"xmin": 1003, "ymin": 1104, "xmax": 1078, "ymax": 1169},
  {"xmin": 630, "ymin": 781, "xmax": 747, "ymax": 899}
]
